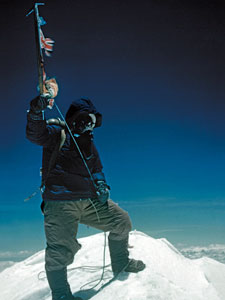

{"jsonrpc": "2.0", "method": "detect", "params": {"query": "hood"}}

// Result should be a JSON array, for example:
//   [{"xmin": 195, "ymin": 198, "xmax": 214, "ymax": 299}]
[{"xmin": 65, "ymin": 97, "xmax": 102, "ymax": 128}]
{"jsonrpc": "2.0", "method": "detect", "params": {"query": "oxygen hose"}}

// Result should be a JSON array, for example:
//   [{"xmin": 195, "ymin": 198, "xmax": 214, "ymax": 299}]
[{"xmin": 54, "ymin": 102, "xmax": 98, "ymax": 191}]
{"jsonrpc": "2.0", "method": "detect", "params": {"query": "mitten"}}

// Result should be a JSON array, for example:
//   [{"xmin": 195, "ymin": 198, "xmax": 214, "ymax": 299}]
[
  {"xmin": 30, "ymin": 96, "xmax": 49, "ymax": 114},
  {"xmin": 96, "ymin": 180, "xmax": 110, "ymax": 204}
]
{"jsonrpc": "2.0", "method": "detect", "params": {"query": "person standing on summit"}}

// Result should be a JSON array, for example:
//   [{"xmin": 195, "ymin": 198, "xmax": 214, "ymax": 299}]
[{"xmin": 26, "ymin": 83, "xmax": 145, "ymax": 300}]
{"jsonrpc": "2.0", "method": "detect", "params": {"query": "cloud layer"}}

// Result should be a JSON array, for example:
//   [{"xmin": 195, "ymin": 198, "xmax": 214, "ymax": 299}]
[{"xmin": 179, "ymin": 244, "xmax": 225, "ymax": 264}]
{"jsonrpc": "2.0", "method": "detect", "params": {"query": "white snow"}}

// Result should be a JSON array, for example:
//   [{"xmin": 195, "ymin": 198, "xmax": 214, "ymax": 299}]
[
  {"xmin": 1, "ymin": 230, "xmax": 225, "ymax": 300},
  {"xmin": 0, "ymin": 261, "xmax": 15, "ymax": 272}
]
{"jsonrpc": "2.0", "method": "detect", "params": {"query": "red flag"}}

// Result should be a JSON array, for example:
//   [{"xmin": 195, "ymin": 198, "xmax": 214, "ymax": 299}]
[{"xmin": 40, "ymin": 28, "xmax": 54, "ymax": 57}]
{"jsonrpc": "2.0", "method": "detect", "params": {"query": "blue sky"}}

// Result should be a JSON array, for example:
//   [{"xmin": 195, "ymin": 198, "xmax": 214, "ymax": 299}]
[{"xmin": 1, "ymin": 0, "xmax": 225, "ymax": 259}]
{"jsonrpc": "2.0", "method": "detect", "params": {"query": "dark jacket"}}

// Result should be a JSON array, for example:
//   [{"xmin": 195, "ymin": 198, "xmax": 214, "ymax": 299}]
[{"xmin": 26, "ymin": 98, "xmax": 106, "ymax": 201}]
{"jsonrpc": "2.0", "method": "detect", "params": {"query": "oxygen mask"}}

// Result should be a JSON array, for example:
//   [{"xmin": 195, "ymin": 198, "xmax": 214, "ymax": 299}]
[{"xmin": 71, "ymin": 112, "xmax": 96, "ymax": 134}]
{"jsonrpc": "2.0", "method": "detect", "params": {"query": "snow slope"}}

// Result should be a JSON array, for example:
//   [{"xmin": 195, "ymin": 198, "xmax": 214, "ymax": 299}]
[{"xmin": 1, "ymin": 231, "xmax": 225, "ymax": 300}]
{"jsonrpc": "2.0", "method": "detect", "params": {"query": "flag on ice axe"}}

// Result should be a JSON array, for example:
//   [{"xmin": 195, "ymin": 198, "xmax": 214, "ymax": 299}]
[
  {"xmin": 26, "ymin": 3, "xmax": 58, "ymax": 109},
  {"xmin": 40, "ymin": 28, "xmax": 54, "ymax": 57}
]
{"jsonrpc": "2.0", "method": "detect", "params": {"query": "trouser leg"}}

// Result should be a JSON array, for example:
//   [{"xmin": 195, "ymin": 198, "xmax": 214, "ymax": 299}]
[
  {"xmin": 80, "ymin": 199, "xmax": 132, "ymax": 274},
  {"xmin": 44, "ymin": 201, "xmax": 81, "ymax": 299},
  {"xmin": 81, "ymin": 199, "xmax": 145, "ymax": 275},
  {"xmin": 80, "ymin": 199, "xmax": 132, "ymax": 239}
]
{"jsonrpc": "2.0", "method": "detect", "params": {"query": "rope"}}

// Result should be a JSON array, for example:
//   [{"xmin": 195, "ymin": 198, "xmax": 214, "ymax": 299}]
[
  {"xmin": 89, "ymin": 199, "xmax": 101, "ymax": 223},
  {"xmin": 38, "ymin": 232, "xmax": 110, "ymax": 291},
  {"xmin": 38, "ymin": 232, "xmax": 131, "ymax": 294},
  {"xmin": 78, "ymin": 232, "xmax": 108, "ymax": 291},
  {"xmin": 54, "ymin": 102, "xmax": 97, "ymax": 191}
]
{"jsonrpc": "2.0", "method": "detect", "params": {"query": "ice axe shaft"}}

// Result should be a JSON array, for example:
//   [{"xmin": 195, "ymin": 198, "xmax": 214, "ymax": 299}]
[{"xmin": 26, "ymin": 3, "xmax": 45, "ymax": 95}]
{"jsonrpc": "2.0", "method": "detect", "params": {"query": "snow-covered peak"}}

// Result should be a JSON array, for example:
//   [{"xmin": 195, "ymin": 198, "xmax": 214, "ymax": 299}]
[{"xmin": 1, "ymin": 231, "xmax": 225, "ymax": 300}]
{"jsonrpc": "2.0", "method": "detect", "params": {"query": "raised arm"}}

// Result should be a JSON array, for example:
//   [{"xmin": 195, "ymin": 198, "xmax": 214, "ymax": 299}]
[{"xmin": 26, "ymin": 96, "xmax": 59, "ymax": 147}]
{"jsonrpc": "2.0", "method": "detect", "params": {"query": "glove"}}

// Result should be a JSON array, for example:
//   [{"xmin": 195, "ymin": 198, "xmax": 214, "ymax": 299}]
[
  {"xmin": 96, "ymin": 181, "xmax": 110, "ymax": 204},
  {"xmin": 30, "ymin": 79, "xmax": 59, "ymax": 114},
  {"xmin": 42, "ymin": 78, "xmax": 59, "ymax": 99},
  {"xmin": 30, "ymin": 95, "xmax": 49, "ymax": 114}
]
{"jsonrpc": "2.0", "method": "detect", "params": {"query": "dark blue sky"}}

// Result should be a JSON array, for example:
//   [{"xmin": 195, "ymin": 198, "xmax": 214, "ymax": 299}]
[{"xmin": 1, "ymin": 0, "xmax": 225, "ymax": 256}]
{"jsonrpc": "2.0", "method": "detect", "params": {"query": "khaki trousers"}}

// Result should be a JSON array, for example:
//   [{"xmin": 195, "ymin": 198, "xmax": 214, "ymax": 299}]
[{"xmin": 44, "ymin": 199, "xmax": 132, "ymax": 271}]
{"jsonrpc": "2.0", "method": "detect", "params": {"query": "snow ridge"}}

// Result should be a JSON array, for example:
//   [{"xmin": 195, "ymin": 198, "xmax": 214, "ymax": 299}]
[{"xmin": 1, "ymin": 230, "xmax": 225, "ymax": 300}]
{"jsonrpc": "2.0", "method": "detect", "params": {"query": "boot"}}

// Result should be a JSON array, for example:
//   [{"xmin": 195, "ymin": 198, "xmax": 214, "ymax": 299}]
[
  {"xmin": 108, "ymin": 237, "xmax": 145, "ymax": 276},
  {"xmin": 124, "ymin": 258, "xmax": 146, "ymax": 273},
  {"xmin": 46, "ymin": 268, "xmax": 83, "ymax": 300}
]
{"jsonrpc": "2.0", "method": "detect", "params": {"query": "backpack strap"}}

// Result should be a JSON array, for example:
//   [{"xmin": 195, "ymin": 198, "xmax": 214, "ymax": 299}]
[
  {"xmin": 41, "ymin": 129, "xmax": 66, "ymax": 190},
  {"xmin": 25, "ymin": 120, "xmax": 66, "ymax": 204},
  {"xmin": 40, "ymin": 129, "xmax": 66, "ymax": 213}
]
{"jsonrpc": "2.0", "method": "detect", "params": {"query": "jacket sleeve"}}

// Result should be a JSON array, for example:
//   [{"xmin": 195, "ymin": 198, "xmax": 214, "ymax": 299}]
[
  {"xmin": 92, "ymin": 143, "xmax": 107, "ymax": 183},
  {"xmin": 26, "ymin": 111, "xmax": 60, "ymax": 147}
]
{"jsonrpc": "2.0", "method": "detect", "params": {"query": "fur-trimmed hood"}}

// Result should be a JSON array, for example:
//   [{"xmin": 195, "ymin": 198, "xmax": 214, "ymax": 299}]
[{"xmin": 65, "ymin": 97, "xmax": 102, "ymax": 128}]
